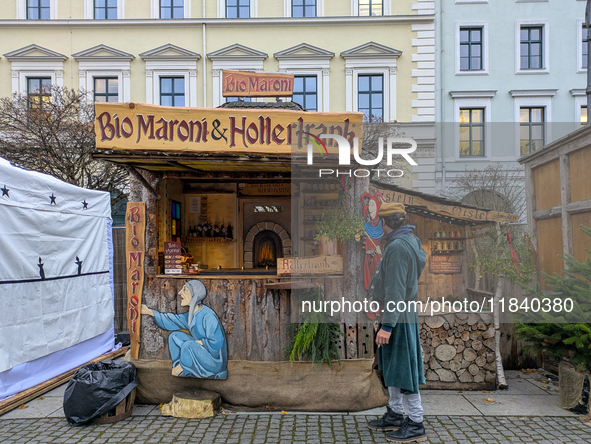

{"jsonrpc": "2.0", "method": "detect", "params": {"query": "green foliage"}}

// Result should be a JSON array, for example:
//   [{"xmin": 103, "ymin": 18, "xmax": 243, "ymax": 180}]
[
  {"xmin": 315, "ymin": 190, "xmax": 364, "ymax": 243},
  {"xmin": 469, "ymin": 225, "xmax": 536, "ymax": 286},
  {"xmin": 284, "ymin": 287, "xmax": 343, "ymax": 367},
  {"xmin": 515, "ymin": 225, "xmax": 591, "ymax": 372}
]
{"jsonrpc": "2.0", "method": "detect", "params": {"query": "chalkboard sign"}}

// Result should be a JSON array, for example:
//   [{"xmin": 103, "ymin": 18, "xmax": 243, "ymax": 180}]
[
  {"xmin": 429, "ymin": 255, "xmax": 461, "ymax": 275},
  {"xmin": 164, "ymin": 241, "xmax": 183, "ymax": 275}
]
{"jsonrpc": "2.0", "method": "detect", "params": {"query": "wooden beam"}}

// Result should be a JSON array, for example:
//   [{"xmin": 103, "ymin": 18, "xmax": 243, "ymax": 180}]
[
  {"xmin": 0, "ymin": 347, "xmax": 129, "ymax": 417},
  {"xmin": 533, "ymin": 205, "xmax": 562, "ymax": 221},
  {"xmin": 125, "ymin": 165, "xmax": 161, "ymax": 200},
  {"xmin": 566, "ymin": 198, "xmax": 591, "ymax": 215},
  {"xmin": 559, "ymin": 154, "xmax": 573, "ymax": 257}
]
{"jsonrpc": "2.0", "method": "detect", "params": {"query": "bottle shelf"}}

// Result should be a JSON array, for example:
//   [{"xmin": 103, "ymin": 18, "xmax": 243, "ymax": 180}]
[
  {"xmin": 431, "ymin": 249, "xmax": 465, "ymax": 255},
  {"xmin": 183, "ymin": 237, "xmax": 235, "ymax": 243}
]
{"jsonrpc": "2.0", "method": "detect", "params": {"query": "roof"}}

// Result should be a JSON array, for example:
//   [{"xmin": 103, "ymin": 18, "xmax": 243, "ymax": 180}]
[
  {"xmin": 518, "ymin": 123, "xmax": 591, "ymax": 166},
  {"xmin": 370, "ymin": 180, "xmax": 518, "ymax": 225},
  {"xmin": 217, "ymin": 100, "xmax": 305, "ymax": 111}
]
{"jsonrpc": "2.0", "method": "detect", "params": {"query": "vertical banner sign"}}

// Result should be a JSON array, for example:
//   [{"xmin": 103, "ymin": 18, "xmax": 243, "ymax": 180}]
[{"xmin": 126, "ymin": 202, "xmax": 146, "ymax": 360}]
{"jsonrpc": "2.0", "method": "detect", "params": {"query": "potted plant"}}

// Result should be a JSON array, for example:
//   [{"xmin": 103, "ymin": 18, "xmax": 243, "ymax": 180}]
[{"xmin": 315, "ymin": 190, "xmax": 365, "ymax": 255}]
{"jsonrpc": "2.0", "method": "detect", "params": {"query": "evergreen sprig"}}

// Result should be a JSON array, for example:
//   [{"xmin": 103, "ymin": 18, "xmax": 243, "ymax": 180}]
[
  {"xmin": 515, "ymin": 225, "xmax": 591, "ymax": 372},
  {"xmin": 285, "ymin": 287, "xmax": 343, "ymax": 367}
]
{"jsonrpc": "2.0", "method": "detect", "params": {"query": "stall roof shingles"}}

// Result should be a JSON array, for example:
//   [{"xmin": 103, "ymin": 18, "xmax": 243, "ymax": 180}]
[{"xmin": 370, "ymin": 180, "xmax": 519, "ymax": 225}]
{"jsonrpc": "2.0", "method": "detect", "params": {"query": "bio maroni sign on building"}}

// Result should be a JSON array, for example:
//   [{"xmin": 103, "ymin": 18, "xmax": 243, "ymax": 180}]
[{"xmin": 222, "ymin": 70, "xmax": 294, "ymax": 97}]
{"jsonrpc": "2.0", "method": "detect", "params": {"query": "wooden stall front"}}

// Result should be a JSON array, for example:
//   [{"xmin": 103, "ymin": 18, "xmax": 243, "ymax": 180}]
[
  {"xmin": 93, "ymin": 100, "xmax": 393, "ymax": 410},
  {"xmin": 94, "ymin": 99, "xmax": 520, "ymax": 407}
]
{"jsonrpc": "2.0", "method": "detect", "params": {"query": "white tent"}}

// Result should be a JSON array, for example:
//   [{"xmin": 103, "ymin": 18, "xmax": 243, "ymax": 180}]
[{"xmin": 0, "ymin": 158, "xmax": 115, "ymax": 400}]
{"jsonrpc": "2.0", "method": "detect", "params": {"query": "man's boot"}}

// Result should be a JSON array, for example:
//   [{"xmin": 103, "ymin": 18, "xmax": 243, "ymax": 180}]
[
  {"xmin": 385, "ymin": 417, "xmax": 427, "ymax": 443},
  {"xmin": 367, "ymin": 406, "xmax": 404, "ymax": 432}
]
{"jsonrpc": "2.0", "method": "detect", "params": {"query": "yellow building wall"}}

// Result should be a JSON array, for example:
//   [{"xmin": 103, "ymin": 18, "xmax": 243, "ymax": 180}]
[{"xmin": 0, "ymin": 1, "xmax": 431, "ymax": 123}]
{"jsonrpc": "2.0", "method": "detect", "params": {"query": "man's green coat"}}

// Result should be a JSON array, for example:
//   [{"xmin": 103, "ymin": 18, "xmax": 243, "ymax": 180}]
[{"xmin": 369, "ymin": 232, "xmax": 427, "ymax": 394}]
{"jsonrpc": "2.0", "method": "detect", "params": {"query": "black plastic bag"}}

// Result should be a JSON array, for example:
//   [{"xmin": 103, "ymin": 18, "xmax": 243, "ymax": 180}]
[{"xmin": 63, "ymin": 360, "xmax": 139, "ymax": 426}]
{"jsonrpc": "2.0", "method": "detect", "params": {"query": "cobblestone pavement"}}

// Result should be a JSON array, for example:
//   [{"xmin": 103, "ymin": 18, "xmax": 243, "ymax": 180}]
[{"xmin": 1, "ymin": 414, "xmax": 590, "ymax": 444}]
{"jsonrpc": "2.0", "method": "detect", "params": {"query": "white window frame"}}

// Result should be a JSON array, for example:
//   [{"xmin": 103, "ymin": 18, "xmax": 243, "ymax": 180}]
[
  {"xmin": 11, "ymin": 65, "xmax": 64, "ymax": 96},
  {"xmin": 577, "ymin": 19, "xmax": 587, "ymax": 73},
  {"xmin": 344, "ymin": 57, "xmax": 398, "ymax": 122},
  {"xmin": 353, "ymin": 69, "xmax": 388, "ymax": 121},
  {"xmin": 217, "ymin": 0, "xmax": 257, "ymax": 18},
  {"xmin": 84, "ymin": 0, "xmax": 125, "ymax": 19},
  {"xmin": 455, "ymin": 0, "xmax": 488, "ymax": 4},
  {"xmin": 144, "ymin": 61, "xmax": 197, "ymax": 107},
  {"xmin": 151, "ymin": 0, "xmax": 191, "ymax": 19},
  {"xmin": 79, "ymin": 67, "xmax": 130, "ymax": 103},
  {"xmin": 515, "ymin": 20, "xmax": 549, "ymax": 75},
  {"xmin": 17, "ymin": 0, "xmax": 58, "ymax": 19},
  {"xmin": 455, "ymin": 22, "xmax": 488, "ymax": 76},
  {"xmin": 284, "ymin": 0, "xmax": 323, "ymax": 17},
  {"xmin": 351, "ymin": 0, "xmax": 390, "ymax": 16},
  {"xmin": 511, "ymin": 92, "xmax": 554, "ymax": 157},
  {"xmin": 277, "ymin": 57, "xmax": 329, "ymax": 112},
  {"xmin": 154, "ymin": 72, "xmax": 189, "ymax": 107},
  {"xmin": 570, "ymin": 89, "xmax": 586, "ymax": 128},
  {"xmin": 450, "ymin": 92, "xmax": 494, "ymax": 161}
]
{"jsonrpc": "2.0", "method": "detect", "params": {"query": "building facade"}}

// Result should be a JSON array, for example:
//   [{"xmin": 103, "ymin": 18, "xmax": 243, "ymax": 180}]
[
  {"xmin": 433, "ymin": 0, "xmax": 587, "ymax": 197},
  {"xmin": 0, "ymin": 1, "xmax": 436, "ymax": 189}
]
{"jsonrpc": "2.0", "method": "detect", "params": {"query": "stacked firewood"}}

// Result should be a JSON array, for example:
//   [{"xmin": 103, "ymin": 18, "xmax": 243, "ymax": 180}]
[{"xmin": 419, "ymin": 313, "xmax": 496, "ymax": 384}]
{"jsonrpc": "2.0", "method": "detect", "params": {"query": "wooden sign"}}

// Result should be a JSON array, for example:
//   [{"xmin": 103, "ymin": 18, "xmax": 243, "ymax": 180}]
[
  {"xmin": 94, "ymin": 102, "xmax": 363, "ymax": 156},
  {"xmin": 240, "ymin": 183, "xmax": 292, "ymax": 195},
  {"xmin": 429, "ymin": 255, "xmax": 462, "ymax": 275},
  {"xmin": 370, "ymin": 186, "xmax": 519, "ymax": 224},
  {"xmin": 126, "ymin": 202, "xmax": 145, "ymax": 360},
  {"xmin": 277, "ymin": 255, "xmax": 343, "ymax": 276},
  {"xmin": 222, "ymin": 70, "xmax": 294, "ymax": 97},
  {"xmin": 164, "ymin": 242, "xmax": 182, "ymax": 274}
]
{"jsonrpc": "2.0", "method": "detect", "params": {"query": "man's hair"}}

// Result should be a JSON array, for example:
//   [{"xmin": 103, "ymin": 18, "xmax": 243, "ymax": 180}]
[{"xmin": 382, "ymin": 212, "xmax": 406, "ymax": 231}]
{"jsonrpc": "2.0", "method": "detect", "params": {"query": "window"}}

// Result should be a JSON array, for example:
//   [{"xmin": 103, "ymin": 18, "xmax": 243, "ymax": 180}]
[
  {"xmin": 94, "ymin": 78, "xmax": 119, "ymax": 103},
  {"xmin": 358, "ymin": 74, "xmax": 383, "ymax": 121},
  {"xmin": 27, "ymin": 77, "xmax": 51, "ymax": 109},
  {"xmin": 520, "ymin": 107, "xmax": 545, "ymax": 155},
  {"xmin": 94, "ymin": 0, "xmax": 117, "ymax": 19},
  {"xmin": 359, "ymin": 0, "xmax": 382, "ymax": 16},
  {"xmin": 171, "ymin": 200, "xmax": 181, "ymax": 243},
  {"xmin": 292, "ymin": 0, "xmax": 316, "ymax": 17},
  {"xmin": 226, "ymin": 0, "xmax": 250, "ymax": 18},
  {"xmin": 27, "ymin": 0, "xmax": 50, "ymax": 19},
  {"xmin": 459, "ymin": 28, "xmax": 483, "ymax": 71},
  {"xmin": 292, "ymin": 76, "xmax": 317, "ymax": 111},
  {"xmin": 459, "ymin": 108, "xmax": 484, "ymax": 157},
  {"xmin": 160, "ymin": 0, "xmax": 183, "ymax": 18},
  {"xmin": 160, "ymin": 77, "xmax": 185, "ymax": 107},
  {"xmin": 583, "ymin": 25, "xmax": 588, "ymax": 70},
  {"xmin": 520, "ymin": 26, "xmax": 543, "ymax": 70},
  {"xmin": 582, "ymin": 106, "xmax": 587, "ymax": 126}
]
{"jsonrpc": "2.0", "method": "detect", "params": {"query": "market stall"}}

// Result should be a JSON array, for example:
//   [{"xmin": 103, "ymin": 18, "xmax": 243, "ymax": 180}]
[
  {"xmin": 367, "ymin": 181, "xmax": 518, "ymax": 389},
  {"xmin": 94, "ymin": 77, "xmax": 519, "ymax": 407},
  {"xmin": 92, "ymin": 77, "xmax": 390, "ymax": 409}
]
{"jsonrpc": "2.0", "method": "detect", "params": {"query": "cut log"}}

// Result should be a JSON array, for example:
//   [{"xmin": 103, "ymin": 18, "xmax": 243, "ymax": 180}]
[{"xmin": 161, "ymin": 390, "xmax": 221, "ymax": 419}]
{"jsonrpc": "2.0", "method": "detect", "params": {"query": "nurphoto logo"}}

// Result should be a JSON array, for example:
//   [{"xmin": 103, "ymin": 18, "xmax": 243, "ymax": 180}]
[{"xmin": 303, "ymin": 133, "xmax": 418, "ymax": 178}]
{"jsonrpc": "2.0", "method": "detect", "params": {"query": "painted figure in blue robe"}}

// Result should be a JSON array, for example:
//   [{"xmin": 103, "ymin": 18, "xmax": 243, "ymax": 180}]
[{"xmin": 141, "ymin": 280, "xmax": 228, "ymax": 379}]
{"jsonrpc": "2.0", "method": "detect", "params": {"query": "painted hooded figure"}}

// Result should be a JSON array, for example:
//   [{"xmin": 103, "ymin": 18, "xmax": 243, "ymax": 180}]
[
  {"xmin": 362, "ymin": 191, "xmax": 385, "ymax": 291},
  {"xmin": 151, "ymin": 280, "xmax": 228, "ymax": 379}
]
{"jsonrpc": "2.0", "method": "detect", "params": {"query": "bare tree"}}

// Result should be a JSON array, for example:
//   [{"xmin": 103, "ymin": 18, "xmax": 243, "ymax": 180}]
[
  {"xmin": 0, "ymin": 85, "xmax": 128, "ymax": 206},
  {"xmin": 445, "ymin": 163, "xmax": 526, "ymax": 219},
  {"xmin": 361, "ymin": 117, "xmax": 411, "ymax": 184}
]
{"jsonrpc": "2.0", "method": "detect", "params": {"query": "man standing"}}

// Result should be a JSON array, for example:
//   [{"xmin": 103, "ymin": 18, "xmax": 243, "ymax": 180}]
[{"xmin": 366, "ymin": 202, "xmax": 427, "ymax": 443}]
